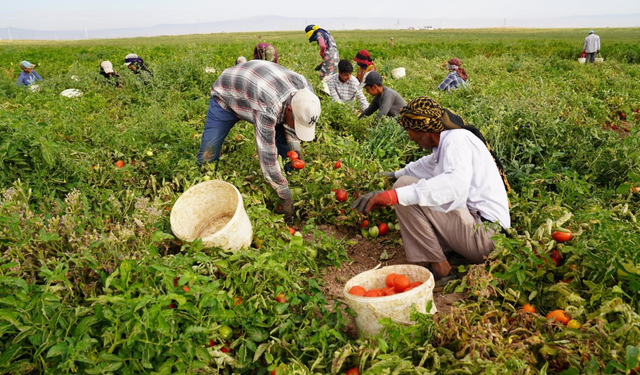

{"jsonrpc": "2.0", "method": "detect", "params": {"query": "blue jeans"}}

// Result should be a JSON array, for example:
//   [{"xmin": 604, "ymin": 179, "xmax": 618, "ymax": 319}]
[{"xmin": 197, "ymin": 98, "xmax": 291, "ymax": 165}]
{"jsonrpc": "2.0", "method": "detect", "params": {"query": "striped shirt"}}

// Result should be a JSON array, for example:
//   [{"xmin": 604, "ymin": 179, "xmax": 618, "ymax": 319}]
[
  {"xmin": 438, "ymin": 71, "xmax": 466, "ymax": 91},
  {"xmin": 210, "ymin": 60, "xmax": 314, "ymax": 200},
  {"xmin": 326, "ymin": 73, "xmax": 369, "ymax": 111}
]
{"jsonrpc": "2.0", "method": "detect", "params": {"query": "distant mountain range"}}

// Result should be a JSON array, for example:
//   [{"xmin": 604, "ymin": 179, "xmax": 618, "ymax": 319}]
[{"xmin": 2, "ymin": 14, "xmax": 639, "ymax": 41}]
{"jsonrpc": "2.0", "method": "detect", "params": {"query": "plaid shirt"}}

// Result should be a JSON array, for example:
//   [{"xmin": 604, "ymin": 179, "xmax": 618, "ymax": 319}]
[
  {"xmin": 211, "ymin": 61, "xmax": 313, "ymax": 200},
  {"xmin": 326, "ymin": 73, "xmax": 368, "ymax": 111},
  {"xmin": 438, "ymin": 71, "xmax": 466, "ymax": 91}
]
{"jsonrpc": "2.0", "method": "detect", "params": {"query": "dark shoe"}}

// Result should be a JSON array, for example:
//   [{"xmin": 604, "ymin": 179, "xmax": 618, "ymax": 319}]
[{"xmin": 448, "ymin": 252, "xmax": 472, "ymax": 267}]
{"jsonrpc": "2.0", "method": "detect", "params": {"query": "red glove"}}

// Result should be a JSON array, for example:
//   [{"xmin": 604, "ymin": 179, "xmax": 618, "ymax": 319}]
[{"xmin": 354, "ymin": 190, "xmax": 399, "ymax": 214}]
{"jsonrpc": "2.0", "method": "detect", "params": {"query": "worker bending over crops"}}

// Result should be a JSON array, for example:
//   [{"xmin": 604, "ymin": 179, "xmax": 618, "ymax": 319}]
[
  {"xmin": 124, "ymin": 53, "xmax": 153, "ymax": 83},
  {"xmin": 253, "ymin": 43, "xmax": 279, "ymax": 63},
  {"xmin": 305, "ymin": 25, "xmax": 339, "ymax": 80},
  {"xmin": 197, "ymin": 60, "xmax": 321, "ymax": 220},
  {"xmin": 326, "ymin": 60, "xmax": 369, "ymax": 112},
  {"xmin": 16, "ymin": 60, "xmax": 43, "ymax": 87},
  {"xmin": 358, "ymin": 72, "xmax": 406, "ymax": 123},
  {"xmin": 437, "ymin": 58, "xmax": 468, "ymax": 91},
  {"xmin": 353, "ymin": 96, "xmax": 511, "ymax": 282}
]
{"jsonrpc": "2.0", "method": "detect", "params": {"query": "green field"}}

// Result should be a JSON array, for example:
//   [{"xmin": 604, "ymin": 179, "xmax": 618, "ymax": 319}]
[{"xmin": 1, "ymin": 28, "xmax": 640, "ymax": 374}]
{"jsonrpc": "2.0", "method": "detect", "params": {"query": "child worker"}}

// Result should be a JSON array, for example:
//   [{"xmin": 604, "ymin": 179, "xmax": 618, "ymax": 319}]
[
  {"xmin": 325, "ymin": 60, "xmax": 369, "ymax": 112},
  {"xmin": 358, "ymin": 71, "xmax": 406, "ymax": 124}
]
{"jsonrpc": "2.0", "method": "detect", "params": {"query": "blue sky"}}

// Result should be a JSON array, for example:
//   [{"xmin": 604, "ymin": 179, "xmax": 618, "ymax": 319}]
[{"xmin": 3, "ymin": 0, "xmax": 640, "ymax": 30}]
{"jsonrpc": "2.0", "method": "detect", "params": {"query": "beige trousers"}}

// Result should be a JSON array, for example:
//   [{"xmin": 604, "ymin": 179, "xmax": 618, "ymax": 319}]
[{"xmin": 393, "ymin": 176, "xmax": 498, "ymax": 264}]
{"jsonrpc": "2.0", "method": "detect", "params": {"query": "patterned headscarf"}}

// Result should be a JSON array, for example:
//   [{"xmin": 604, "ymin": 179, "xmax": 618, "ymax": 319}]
[
  {"xmin": 399, "ymin": 96, "xmax": 511, "ymax": 193},
  {"xmin": 305, "ymin": 24, "xmax": 330, "ymax": 44},
  {"xmin": 447, "ymin": 58, "xmax": 468, "ymax": 81},
  {"xmin": 253, "ymin": 43, "xmax": 278, "ymax": 63}
]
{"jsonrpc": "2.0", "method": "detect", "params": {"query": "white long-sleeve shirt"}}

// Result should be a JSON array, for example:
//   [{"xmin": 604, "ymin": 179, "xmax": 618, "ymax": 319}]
[
  {"xmin": 394, "ymin": 130, "xmax": 511, "ymax": 229},
  {"xmin": 583, "ymin": 34, "xmax": 600, "ymax": 53}
]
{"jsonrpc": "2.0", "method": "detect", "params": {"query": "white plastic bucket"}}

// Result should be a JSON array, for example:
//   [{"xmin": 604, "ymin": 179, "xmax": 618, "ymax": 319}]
[
  {"xmin": 595, "ymin": 57, "xmax": 604, "ymax": 63},
  {"xmin": 343, "ymin": 265, "xmax": 437, "ymax": 337},
  {"xmin": 61, "ymin": 89, "xmax": 83, "ymax": 98},
  {"xmin": 170, "ymin": 180, "xmax": 252, "ymax": 252},
  {"xmin": 578, "ymin": 58, "xmax": 586, "ymax": 64},
  {"xmin": 391, "ymin": 67, "xmax": 406, "ymax": 79}
]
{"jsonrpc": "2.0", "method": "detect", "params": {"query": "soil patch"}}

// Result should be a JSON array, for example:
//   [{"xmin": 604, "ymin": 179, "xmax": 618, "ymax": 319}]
[{"xmin": 311, "ymin": 224, "xmax": 467, "ymax": 336}]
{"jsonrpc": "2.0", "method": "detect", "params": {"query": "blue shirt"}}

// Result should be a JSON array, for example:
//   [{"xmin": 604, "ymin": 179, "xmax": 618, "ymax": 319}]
[
  {"xmin": 16, "ymin": 70, "xmax": 43, "ymax": 86},
  {"xmin": 438, "ymin": 71, "xmax": 466, "ymax": 91}
]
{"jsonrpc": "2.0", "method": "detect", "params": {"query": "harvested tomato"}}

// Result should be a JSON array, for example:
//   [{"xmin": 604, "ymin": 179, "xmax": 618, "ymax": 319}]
[
  {"xmin": 288, "ymin": 227, "xmax": 296, "ymax": 235},
  {"xmin": 393, "ymin": 275, "xmax": 410, "ymax": 293},
  {"xmin": 523, "ymin": 303, "xmax": 536, "ymax": 313},
  {"xmin": 115, "ymin": 160, "xmax": 125, "ymax": 168},
  {"xmin": 546, "ymin": 309, "xmax": 570, "ymax": 325},
  {"xmin": 292, "ymin": 159, "xmax": 305, "ymax": 169},
  {"xmin": 409, "ymin": 281, "xmax": 423, "ymax": 288},
  {"xmin": 552, "ymin": 230, "xmax": 573, "ymax": 242},
  {"xmin": 287, "ymin": 151, "xmax": 299, "ymax": 160},
  {"xmin": 276, "ymin": 293, "xmax": 287, "ymax": 303},
  {"xmin": 349, "ymin": 286, "xmax": 366, "ymax": 296},
  {"xmin": 378, "ymin": 223, "xmax": 389, "ymax": 236},
  {"xmin": 383, "ymin": 286, "xmax": 396, "ymax": 296},
  {"xmin": 385, "ymin": 273, "xmax": 398, "ymax": 288},
  {"xmin": 364, "ymin": 289, "xmax": 383, "ymax": 297},
  {"xmin": 360, "ymin": 220, "xmax": 369, "ymax": 228},
  {"xmin": 334, "ymin": 160, "xmax": 342, "ymax": 169},
  {"xmin": 345, "ymin": 367, "xmax": 361, "ymax": 375},
  {"xmin": 336, "ymin": 189, "xmax": 348, "ymax": 202}
]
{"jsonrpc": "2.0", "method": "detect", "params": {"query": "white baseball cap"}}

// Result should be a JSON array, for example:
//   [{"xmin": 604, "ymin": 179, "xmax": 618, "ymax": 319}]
[
  {"xmin": 124, "ymin": 53, "xmax": 138, "ymax": 66},
  {"xmin": 100, "ymin": 61, "xmax": 114, "ymax": 73},
  {"xmin": 290, "ymin": 88, "xmax": 321, "ymax": 142}
]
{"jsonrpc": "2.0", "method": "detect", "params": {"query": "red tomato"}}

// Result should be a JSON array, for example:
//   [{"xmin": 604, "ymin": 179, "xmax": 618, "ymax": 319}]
[
  {"xmin": 349, "ymin": 286, "xmax": 366, "ymax": 296},
  {"xmin": 552, "ymin": 230, "xmax": 573, "ymax": 242},
  {"xmin": 383, "ymin": 286, "xmax": 396, "ymax": 296},
  {"xmin": 182, "ymin": 286, "xmax": 190, "ymax": 292},
  {"xmin": 115, "ymin": 160, "xmax": 125, "ymax": 168},
  {"xmin": 409, "ymin": 281, "xmax": 423, "ymax": 288},
  {"xmin": 287, "ymin": 151, "xmax": 299, "ymax": 160},
  {"xmin": 288, "ymin": 227, "xmax": 296, "ymax": 235},
  {"xmin": 276, "ymin": 293, "xmax": 287, "ymax": 303},
  {"xmin": 360, "ymin": 220, "xmax": 369, "ymax": 228},
  {"xmin": 345, "ymin": 367, "xmax": 361, "ymax": 375},
  {"xmin": 334, "ymin": 160, "xmax": 341, "ymax": 169},
  {"xmin": 550, "ymin": 250, "xmax": 563, "ymax": 265},
  {"xmin": 378, "ymin": 223, "xmax": 389, "ymax": 236},
  {"xmin": 336, "ymin": 189, "xmax": 348, "ymax": 202},
  {"xmin": 364, "ymin": 289, "xmax": 381, "ymax": 297},
  {"xmin": 385, "ymin": 273, "xmax": 397, "ymax": 288},
  {"xmin": 292, "ymin": 159, "xmax": 305, "ymax": 169},
  {"xmin": 393, "ymin": 275, "xmax": 411, "ymax": 293},
  {"xmin": 173, "ymin": 276, "xmax": 180, "ymax": 287}
]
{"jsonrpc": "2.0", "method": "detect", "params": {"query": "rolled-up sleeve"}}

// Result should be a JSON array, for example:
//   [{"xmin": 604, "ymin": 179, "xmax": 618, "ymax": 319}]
[{"xmin": 254, "ymin": 111, "xmax": 291, "ymax": 200}]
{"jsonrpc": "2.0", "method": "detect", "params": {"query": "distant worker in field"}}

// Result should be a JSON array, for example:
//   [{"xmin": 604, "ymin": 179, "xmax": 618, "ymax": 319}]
[
  {"xmin": 16, "ymin": 60, "xmax": 43, "ymax": 87},
  {"xmin": 353, "ymin": 49, "xmax": 377, "ymax": 84},
  {"xmin": 326, "ymin": 60, "xmax": 369, "ymax": 112},
  {"xmin": 124, "ymin": 53, "xmax": 153, "ymax": 82},
  {"xmin": 253, "ymin": 43, "xmax": 279, "ymax": 63},
  {"xmin": 352, "ymin": 96, "xmax": 511, "ymax": 284},
  {"xmin": 582, "ymin": 30, "xmax": 600, "ymax": 63},
  {"xmin": 98, "ymin": 61, "xmax": 121, "ymax": 87},
  {"xmin": 197, "ymin": 60, "xmax": 321, "ymax": 219},
  {"xmin": 437, "ymin": 58, "xmax": 468, "ymax": 91},
  {"xmin": 358, "ymin": 71, "xmax": 406, "ymax": 123},
  {"xmin": 305, "ymin": 25, "xmax": 339, "ymax": 80}
]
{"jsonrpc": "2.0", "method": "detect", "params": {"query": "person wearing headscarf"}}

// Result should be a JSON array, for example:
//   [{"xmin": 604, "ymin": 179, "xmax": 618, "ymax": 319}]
[
  {"xmin": 124, "ymin": 53, "xmax": 153, "ymax": 83},
  {"xmin": 304, "ymin": 25, "xmax": 339, "ymax": 80},
  {"xmin": 253, "ymin": 43, "xmax": 279, "ymax": 64},
  {"xmin": 437, "ymin": 58, "xmax": 468, "ymax": 91},
  {"xmin": 16, "ymin": 60, "xmax": 43, "ymax": 87},
  {"xmin": 352, "ymin": 96, "xmax": 511, "ymax": 283},
  {"xmin": 353, "ymin": 49, "xmax": 376, "ymax": 83},
  {"xmin": 97, "ymin": 61, "xmax": 121, "ymax": 87},
  {"xmin": 582, "ymin": 30, "xmax": 600, "ymax": 63}
]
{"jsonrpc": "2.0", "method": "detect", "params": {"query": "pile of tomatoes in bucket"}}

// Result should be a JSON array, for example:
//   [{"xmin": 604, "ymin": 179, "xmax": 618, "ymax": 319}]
[{"xmin": 349, "ymin": 273, "xmax": 423, "ymax": 297}]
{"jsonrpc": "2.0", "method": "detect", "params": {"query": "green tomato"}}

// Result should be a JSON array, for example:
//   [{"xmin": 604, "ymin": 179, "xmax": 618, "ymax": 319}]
[
  {"xmin": 387, "ymin": 223, "xmax": 394, "ymax": 231},
  {"xmin": 378, "ymin": 182, "xmax": 385, "ymax": 189},
  {"xmin": 294, "ymin": 231, "xmax": 303, "ymax": 237},
  {"xmin": 203, "ymin": 175, "xmax": 211, "ymax": 181},
  {"xmin": 369, "ymin": 226, "xmax": 379, "ymax": 238},
  {"xmin": 306, "ymin": 248, "xmax": 317, "ymax": 259},
  {"xmin": 291, "ymin": 187, "xmax": 303, "ymax": 197},
  {"xmin": 146, "ymin": 150, "xmax": 153, "ymax": 156},
  {"xmin": 361, "ymin": 229, "xmax": 369, "ymax": 238},
  {"xmin": 219, "ymin": 325, "xmax": 233, "ymax": 340}
]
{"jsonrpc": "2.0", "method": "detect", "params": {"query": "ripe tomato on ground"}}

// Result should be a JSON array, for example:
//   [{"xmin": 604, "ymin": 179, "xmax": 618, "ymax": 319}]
[
  {"xmin": 349, "ymin": 286, "xmax": 366, "ymax": 296},
  {"xmin": 276, "ymin": 293, "xmax": 287, "ymax": 303},
  {"xmin": 552, "ymin": 230, "xmax": 573, "ymax": 242},
  {"xmin": 292, "ymin": 159, "xmax": 305, "ymax": 169},
  {"xmin": 378, "ymin": 223, "xmax": 389, "ymax": 236},
  {"xmin": 334, "ymin": 160, "xmax": 341, "ymax": 169},
  {"xmin": 288, "ymin": 227, "xmax": 296, "ymax": 235},
  {"xmin": 546, "ymin": 309, "xmax": 570, "ymax": 325},
  {"xmin": 360, "ymin": 220, "xmax": 369, "ymax": 228},
  {"xmin": 336, "ymin": 189, "xmax": 348, "ymax": 202},
  {"xmin": 115, "ymin": 160, "xmax": 125, "ymax": 168},
  {"xmin": 345, "ymin": 367, "xmax": 361, "ymax": 375},
  {"xmin": 523, "ymin": 303, "xmax": 536, "ymax": 313},
  {"xmin": 287, "ymin": 151, "xmax": 299, "ymax": 160}
]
